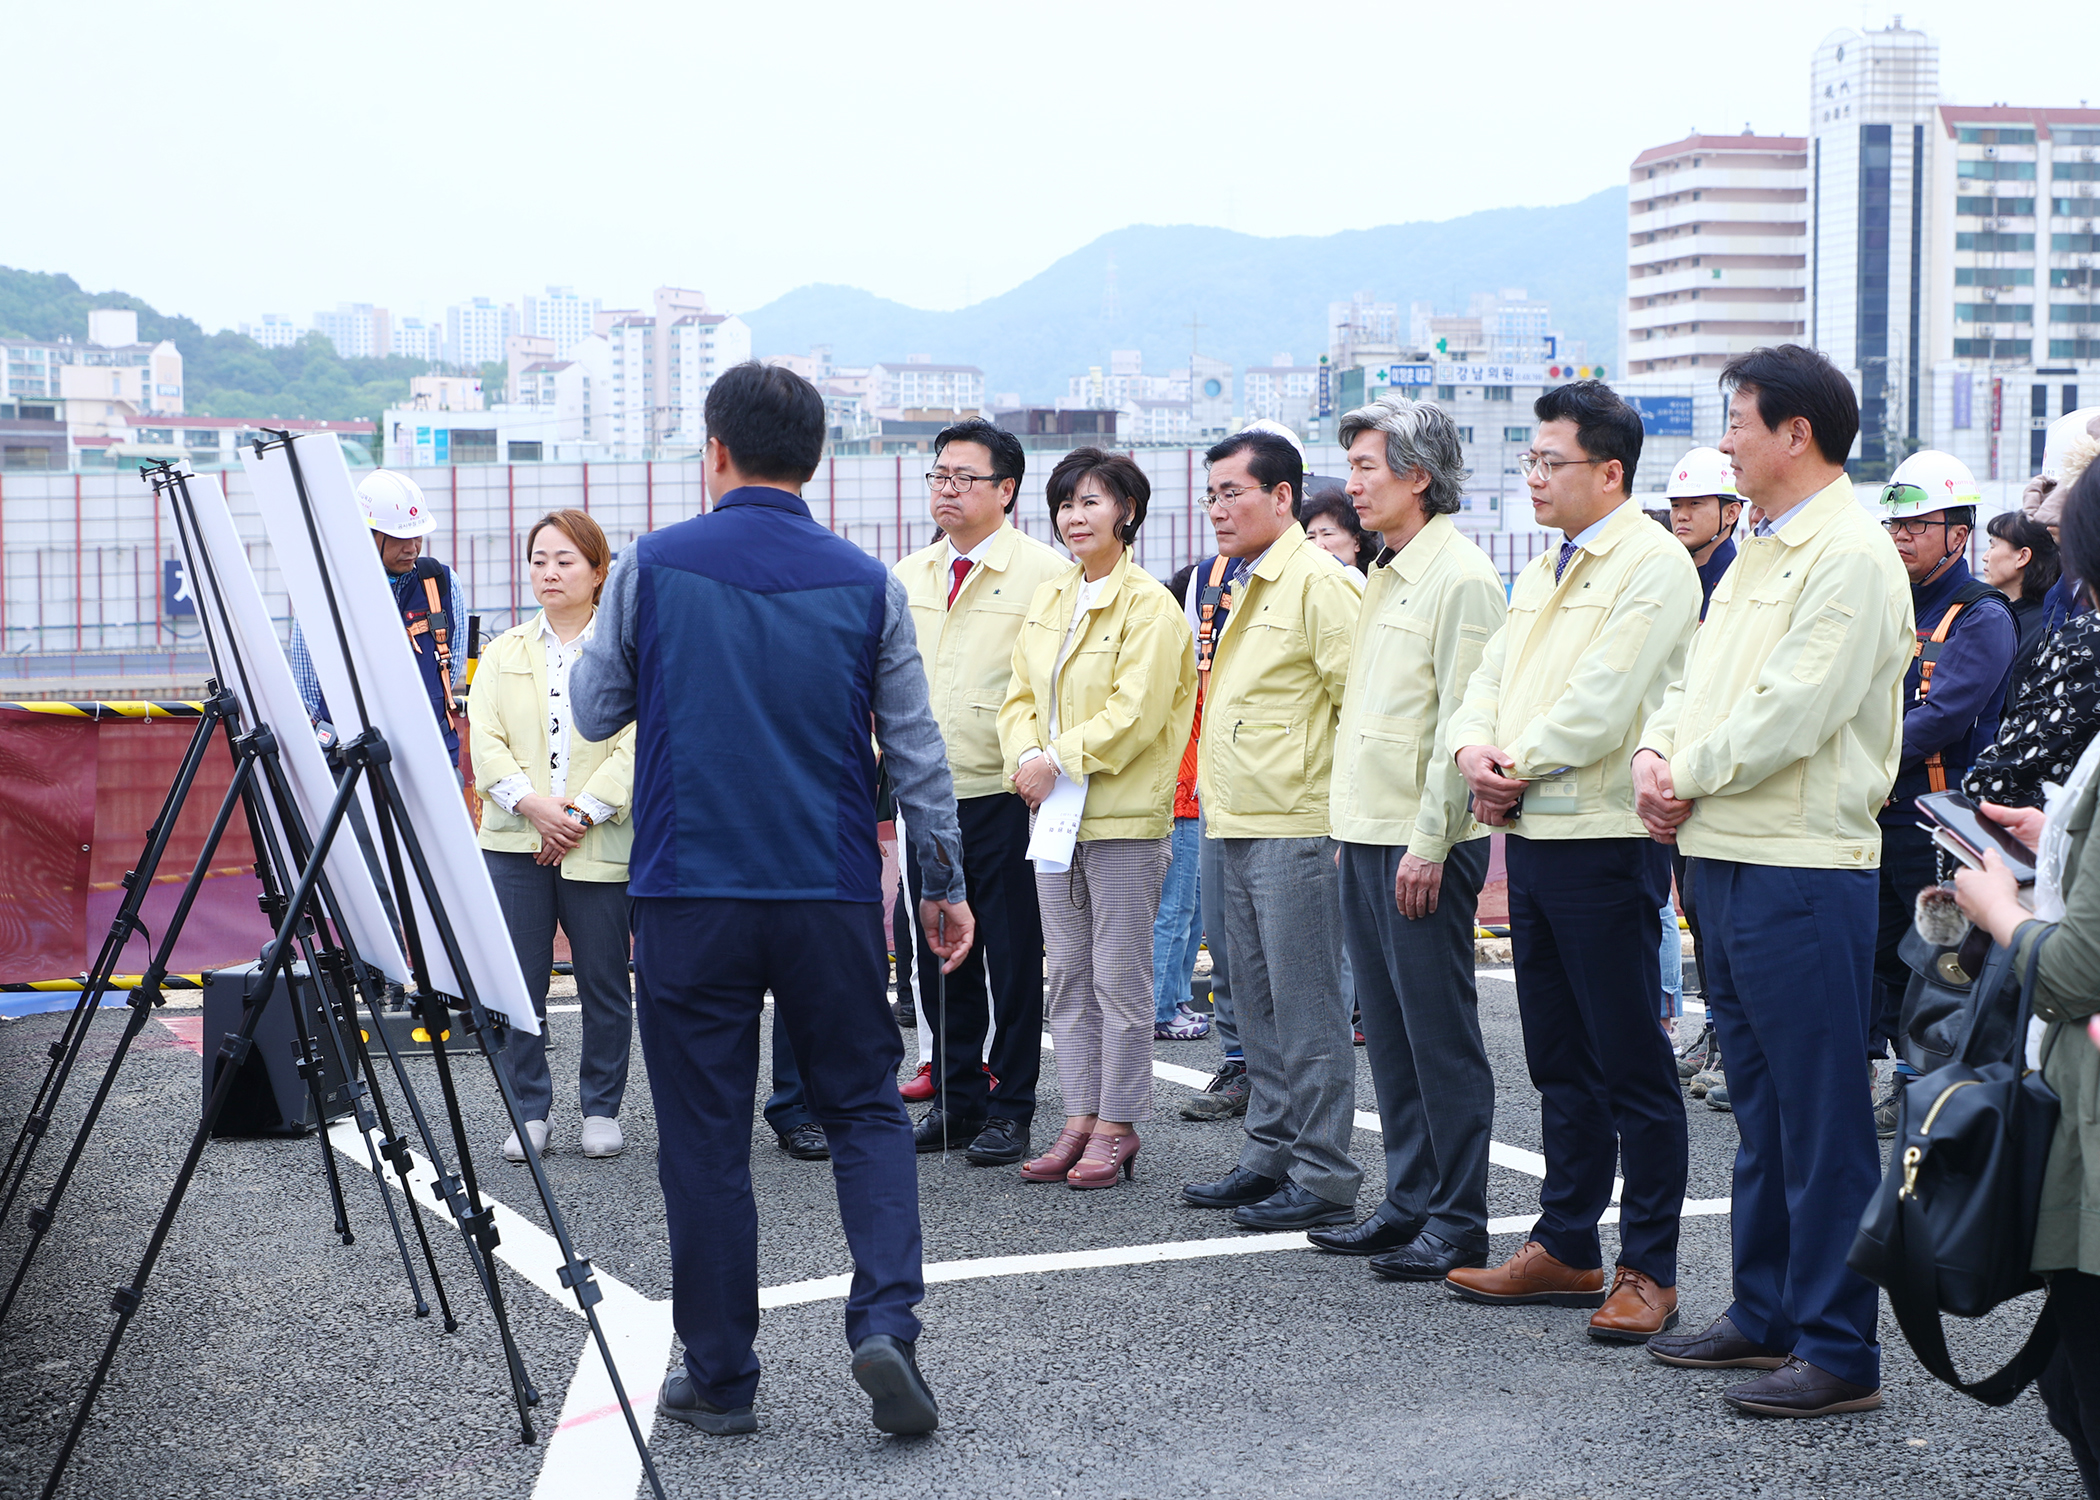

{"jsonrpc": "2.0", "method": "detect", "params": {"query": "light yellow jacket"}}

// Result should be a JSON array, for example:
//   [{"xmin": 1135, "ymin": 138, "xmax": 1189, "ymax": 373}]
[
  {"xmin": 470, "ymin": 615, "xmax": 636, "ymax": 881},
  {"xmin": 997, "ymin": 550, "xmax": 1198, "ymax": 841},
  {"xmin": 1198, "ymin": 523, "xmax": 1365, "ymax": 838},
  {"xmin": 1447, "ymin": 499, "xmax": 1700, "ymax": 840},
  {"xmin": 898, "ymin": 522, "xmax": 1070, "ymax": 799},
  {"xmin": 1638, "ymin": 476, "xmax": 1914, "ymax": 869},
  {"xmin": 1330, "ymin": 514, "xmax": 1507, "ymax": 860}
]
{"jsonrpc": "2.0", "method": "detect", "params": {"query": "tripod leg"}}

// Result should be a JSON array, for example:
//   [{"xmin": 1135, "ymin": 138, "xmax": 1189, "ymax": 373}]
[
  {"xmin": 0, "ymin": 696, "xmax": 231, "ymax": 1232},
  {"xmin": 0, "ymin": 744, "xmax": 261, "ymax": 1333},
  {"xmin": 280, "ymin": 961, "xmax": 355, "ymax": 1246}
]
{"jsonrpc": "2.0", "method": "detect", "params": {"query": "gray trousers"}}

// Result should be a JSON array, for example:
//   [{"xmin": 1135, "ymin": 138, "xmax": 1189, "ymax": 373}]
[
  {"xmin": 1038, "ymin": 836, "xmax": 1172, "ymax": 1123},
  {"xmin": 1338, "ymin": 839, "xmax": 1493, "ymax": 1251},
  {"xmin": 1197, "ymin": 813, "xmax": 1237, "ymax": 1057},
  {"xmin": 484, "ymin": 850, "xmax": 634, "ymax": 1122},
  {"xmin": 1215, "ymin": 836, "xmax": 1363, "ymax": 1204}
]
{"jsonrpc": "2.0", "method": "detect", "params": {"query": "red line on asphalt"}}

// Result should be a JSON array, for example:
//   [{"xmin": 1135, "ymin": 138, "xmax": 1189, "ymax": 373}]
[{"xmin": 556, "ymin": 1400, "xmax": 624, "ymax": 1432}]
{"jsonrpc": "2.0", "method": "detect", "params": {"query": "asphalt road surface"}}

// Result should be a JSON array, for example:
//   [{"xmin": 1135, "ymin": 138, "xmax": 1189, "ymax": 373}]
[{"xmin": 0, "ymin": 969, "xmax": 2077, "ymax": 1499}]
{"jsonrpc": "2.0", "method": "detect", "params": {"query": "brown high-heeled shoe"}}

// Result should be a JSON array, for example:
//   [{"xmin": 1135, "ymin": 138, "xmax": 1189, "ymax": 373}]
[
  {"xmin": 1066, "ymin": 1131, "xmax": 1139, "ymax": 1190},
  {"xmin": 1020, "ymin": 1126, "xmax": 1091, "ymax": 1182}
]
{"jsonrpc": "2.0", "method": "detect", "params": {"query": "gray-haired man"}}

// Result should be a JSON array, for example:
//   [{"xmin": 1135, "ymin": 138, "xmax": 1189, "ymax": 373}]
[{"xmin": 1313, "ymin": 399, "xmax": 1509, "ymax": 1279}]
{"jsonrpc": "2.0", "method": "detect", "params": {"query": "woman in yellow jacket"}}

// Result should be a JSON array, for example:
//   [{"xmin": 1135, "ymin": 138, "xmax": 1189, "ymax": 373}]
[
  {"xmin": 470, "ymin": 508, "xmax": 637, "ymax": 1164},
  {"xmin": 999, "ymin": 449, "xmax": 1197, "ymax": 1189}
]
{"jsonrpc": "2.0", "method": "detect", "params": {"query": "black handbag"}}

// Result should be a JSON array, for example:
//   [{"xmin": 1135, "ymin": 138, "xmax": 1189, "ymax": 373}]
[
  {"xmin": 1848, "ymin": 942, "xmax": 2063, "ymax": 1405},
  {"xmin": 1895, "ymin": 926, "xmax": 2020, "ymax": 1074}
]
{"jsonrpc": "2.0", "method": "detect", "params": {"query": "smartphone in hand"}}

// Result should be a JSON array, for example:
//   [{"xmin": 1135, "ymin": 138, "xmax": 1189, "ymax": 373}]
[{"xmin": 1915, "ymin": 790, "xmax": 2038, "ymax": 885}]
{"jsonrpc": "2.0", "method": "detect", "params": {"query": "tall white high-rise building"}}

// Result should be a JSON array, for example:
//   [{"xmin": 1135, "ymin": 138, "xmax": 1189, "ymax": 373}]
[
  {"xmin": 1623, "ymin": 132, "xmax": 1810, "ymax": 389},
  {"xmin": 314, "ymin": 303, "xmax": 390, "ymax": 360},
  {"xmin": 445, "ymin": 297, "xmax": 516, "ymax": 368},
  {"xmin": 391, "ymin": 317, "xmax": 441, "ymax": 361},
  {"xmin": 1808, "ymin": 24, "xmax": 1940, "ymax": 468},
  {"xmin": 240, "ymin": 313, "xmax": 302, "ymax": 349},
  {"xmin": 521, "ymin": 287, "xmax": 598, "ymax": 357}
]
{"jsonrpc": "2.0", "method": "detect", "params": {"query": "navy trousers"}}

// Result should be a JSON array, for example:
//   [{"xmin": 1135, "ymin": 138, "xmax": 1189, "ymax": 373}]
[
  {"xmin": 1505, "ymin": 835, "xmax": 1686, "ymax": 1285},
  {"xmin": 1693, "ymin": 857, "xmax": 1882, "ymax": 1388},
  {"xmin": 904, "ymin": 792, "xmax": 1043, "ymax": 1126},
  {"xmin": 1869, "ymin": 819, "xmax": 1938, "ymax": 1057},
  {"xmin": 632, "ymin": 896, "xmax": 922, "ymax": 1410},
  {"xmin": 762, "ymin": 1007, "xmax": 810, "ymax": 1136}
]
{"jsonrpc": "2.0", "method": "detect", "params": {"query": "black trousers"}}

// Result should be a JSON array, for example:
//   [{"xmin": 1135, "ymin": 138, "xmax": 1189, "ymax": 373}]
[
  {"xmin": 2040, "ymin": 1270, "xmax": 2100, "ymax": 1498},
  {"xmin": 904, "ymin": 792, "xmax": 1044, "ymax": 1126},
  {"xmin": 1869, "ymin": 818, "xmax": 1939, "ymax": 1058},
  {"xmin": 1668, "ymin": 848, "xmax": 1705, "ymax": 998},
  {"xmin": 1506, "ymin": 835, "xmax": 1686, "ymax": 1284}
]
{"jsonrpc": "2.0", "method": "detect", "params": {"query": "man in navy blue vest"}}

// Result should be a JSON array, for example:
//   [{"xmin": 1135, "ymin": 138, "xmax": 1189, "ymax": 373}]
[
  {"xmin": 572, "ymin": 362, "xmax": 974, "ymax": 1438},
  {"xmin": 287, "ymin": 469, "xmax": 466, "ymax": 761}
]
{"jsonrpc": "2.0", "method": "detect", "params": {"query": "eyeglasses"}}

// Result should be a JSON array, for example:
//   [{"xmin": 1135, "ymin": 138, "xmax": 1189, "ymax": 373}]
[
  {"xmin": 1883, "ymin": 516, "xmax": 1956, "ymax": 538},
  {"xmin": 925, "ymin": 471, "xmax": 1005, "ymax": 493},
  {"xmin": 1518, "ymin": 453, "xmax": 1608, "ymax": 481},
  {"xmin": 1204, "ymin": 482, "xmax": 1274, "ymax": 506}
]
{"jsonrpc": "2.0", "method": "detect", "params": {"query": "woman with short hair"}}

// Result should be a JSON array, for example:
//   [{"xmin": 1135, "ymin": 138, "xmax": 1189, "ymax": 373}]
[
  {"xmin": 1000, "ymin": 448, "xmax": 1197, "ymax": 1189},
  {"xmin": 471, "ymin": 508, "xmax": 637, "ymax": 1162},
  {"xmin": 1300, "ymin": 481, "xmax": 1376, "ymax": 576}
]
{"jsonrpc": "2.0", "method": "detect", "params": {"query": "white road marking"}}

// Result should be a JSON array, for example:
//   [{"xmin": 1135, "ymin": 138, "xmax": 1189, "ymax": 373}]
[{"xmin": 321, "ymin": 982, "xmax": 1731, "ymax": 1499}]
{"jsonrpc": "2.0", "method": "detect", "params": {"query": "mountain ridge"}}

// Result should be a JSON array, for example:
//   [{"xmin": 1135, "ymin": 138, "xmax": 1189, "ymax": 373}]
[{"xmin": 740, "ymin": 188, "xmax": 1627, "ymax": 403}]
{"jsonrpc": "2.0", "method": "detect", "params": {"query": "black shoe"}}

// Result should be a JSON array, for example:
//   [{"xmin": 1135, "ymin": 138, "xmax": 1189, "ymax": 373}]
[
  {"xmin": 1181, "ymin": 1164, "xmax": 1287, "ymax": 1209},
  {"xmin": 1647, "ymin": 1314, "xmax": 1789, "ymax": 1370},
  {"xmin": 1230, "ymin": 1181, "xmax": 1355, "ymax": 1231},
  {"xmin": 912, "ymin": 1109, "xmax": 985, "ymax": 1154},
  {"xmin": 775, "ymin": 1123, "xmax": 829, "ymax": 1160},
  {"xmin": 1368, "ymin": 1229, "xmax": 1486, "ymax": 1282},
  {"xmin": 851, "ymin": 1333, "xmax": 939, "ymax": 1434},
  {"xmin": 1723, "ymin": 1356, "xmax": 1883, "ymax": 1417},
  {"xmin": 892, "ymin": 995, "xmax": 915, "ymax": 1028},
  {"xmin": 658, "ymin": 1369, "xmax": 757, "ymax": 1435},
  {"xmin": 1307, "ymin": 1214, "xmax": 1423, "ymax": 1256},
  {"xmin": 963, "ymin": 1117, "xmax": 1029, "ymax": 1166}
]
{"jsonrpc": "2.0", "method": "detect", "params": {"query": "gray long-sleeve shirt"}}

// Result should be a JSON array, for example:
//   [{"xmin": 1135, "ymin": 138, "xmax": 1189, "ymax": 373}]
[{"xmin": 572, "ymin": 546, "xmax": 967, "ymax": 903}]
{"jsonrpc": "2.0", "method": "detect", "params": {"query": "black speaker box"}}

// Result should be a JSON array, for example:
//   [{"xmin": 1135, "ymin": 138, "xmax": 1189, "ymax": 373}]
[{"xmin": 200, "ymin": 962, "xmax": 352, "ymax": 1137}]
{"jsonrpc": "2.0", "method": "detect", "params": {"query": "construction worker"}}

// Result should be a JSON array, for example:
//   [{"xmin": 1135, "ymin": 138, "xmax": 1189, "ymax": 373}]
[
  {"xmin": 1665, "ymin": 446, "xmax": 1743, "ymax": 621},
  {"xmin": 1868, "ymin": 450, "xmax": 2016, "ymax": 1131},
  {"xmin": 287, "ymin": 469, "xmax": 468, "ymax": 766}
]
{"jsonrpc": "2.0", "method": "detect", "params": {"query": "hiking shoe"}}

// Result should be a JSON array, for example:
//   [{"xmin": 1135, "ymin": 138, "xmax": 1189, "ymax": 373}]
[
  {"xmin": 1156, "ymin": 1003, "xmax": 1211, "ymax": 1041},
  {"xmin": 1706, "ymin": 1083, "xmax": 1732, "ymax": 1112},
  {"xmin": 1180, "ymin": 1058, "xmax": 1249, "ymax": 1120},
  {"xmin": 1873, "ymin": 1085, "xmax": 1901, "ymax": 1140},
  {"xmin": 1688, "ymin": 1066, "xmax": 1724, "ymax": 1100}
]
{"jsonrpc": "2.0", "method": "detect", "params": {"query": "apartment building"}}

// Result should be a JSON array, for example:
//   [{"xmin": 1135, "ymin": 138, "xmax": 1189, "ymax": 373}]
[
  {"xmin": 870, "ymin": 359, "xmax": 985, "ymax": 419},
  {"xmin": 314, "ymin": 303, "xmax": 391, "ymax": 360}
]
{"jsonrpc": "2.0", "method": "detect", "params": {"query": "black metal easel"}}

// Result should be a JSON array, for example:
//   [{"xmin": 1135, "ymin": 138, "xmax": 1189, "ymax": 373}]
[{"xmin": 21, "ymin": 456, "xmax": 662, "ymax": 1500}]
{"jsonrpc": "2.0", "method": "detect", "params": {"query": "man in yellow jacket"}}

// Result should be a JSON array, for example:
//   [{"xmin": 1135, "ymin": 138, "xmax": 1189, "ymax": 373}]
[
  {"xmin": 1446, "ymin": 381, "xmax": 1700, "ymax": 1342},
  {"xmin": 1180, "ymin": 427, "xmax": 1368, "ymax": 1232},
  {"xmin": 894, "ymin": 418, "xmax": 1069, "ymax": 1164},
  {"xmin": 1315, "ymin": 397, "xmax": 1509, "ymax": 1277},
  {"xmin": 1636, "ymin": 345, "xmax": 1914, "ymax": 1419}
]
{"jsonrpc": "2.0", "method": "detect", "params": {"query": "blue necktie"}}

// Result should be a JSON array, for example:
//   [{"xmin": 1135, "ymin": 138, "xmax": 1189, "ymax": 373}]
[{"xmin": 1555, "ymin": 540, "xmax": 1578, "ymax": 582}]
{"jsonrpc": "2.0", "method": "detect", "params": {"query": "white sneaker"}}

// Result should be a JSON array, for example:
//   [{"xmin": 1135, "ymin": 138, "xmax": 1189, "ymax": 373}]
[
  {"xmin": 579, "ymin": 1116, "xmax": 625, "ymax": 1158},
  {"xmin": 502, "ymin": 1119, "xmax": 551, "ymax": 1163}
]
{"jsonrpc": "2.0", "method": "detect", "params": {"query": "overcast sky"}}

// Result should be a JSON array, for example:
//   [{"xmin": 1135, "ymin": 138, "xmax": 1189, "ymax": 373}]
[{"xmin": 12, "ymin": 0, "xmax": 2095, "ymax": 334}]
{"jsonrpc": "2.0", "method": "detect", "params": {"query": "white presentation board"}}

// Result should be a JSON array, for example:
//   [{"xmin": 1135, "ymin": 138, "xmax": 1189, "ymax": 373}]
[
  {"xmin": 238, "ymin": 435, "xmax": 537, "ymax": 1034},
  {"xmin": 172, "ymin": 467, "xmax": 411, "ymax": 985}
]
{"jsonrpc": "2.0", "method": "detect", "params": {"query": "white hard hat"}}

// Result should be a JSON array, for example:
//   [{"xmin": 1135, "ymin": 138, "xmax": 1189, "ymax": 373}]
[
  {"xmin": 357, "ymin": 469, "xmax": 436, "ymax": 539},
  {"xmin": 1880, "ymin": 450, "xmax": 1980, "ymax": 518},
  {"xmin": 1235, "ymin": 418, "xmax": 1308, "ymax": 467},
  {"xmin": 2041, "ymin": 406, "xmax": 2100, "ymax": 482},
  {"xmin": 1664, "ymin": 447, "xmax": 1738, "ymax": 500}
]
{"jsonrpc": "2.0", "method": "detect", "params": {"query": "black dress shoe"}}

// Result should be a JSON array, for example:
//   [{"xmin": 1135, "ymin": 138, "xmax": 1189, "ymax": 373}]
[
  {"xmin": 1230, "ymin": 1181, "xmax": 1355, "ymax": 1231},
  {"xmin": 912, "ymin": 1110, "xmax": 985, "ymax": 1154},
  {"xmin": 963, "ymin": 1117, "xmax": 1028, "ymax": 1166},
  {"xmin": 1307, "ymin": 1215, "xmax": 1423, "ymax": 1256},
  {"xmin": 658, "ymin": 1369, "xmax": 757, "ymax": 1435},
  {"xmin": 1647, "ymin": 1313, "xmax": 1789, "ymax": 1370},
  {"xmin": 892, "ymin": 995, "xmax": 915, "ymax": 1028},
  {"xmin": 1723, "ymin": 1356, "xmax": 1883, "ymax": 1417},
  {"xmin": 1181, "ymin": 1165, "xmax": 1287, "ymax": 1209},
  {"xmin": 850, "ymin": 1333, "xmax": 940, "ymax": 1434},
  {"xmin": 775, "ymin": 1123, "xmax": 830, "ymax": 1160},
  {"xmin": 1368, "ymin": 1229, "xmax": 1486, "ymax": 1282}
]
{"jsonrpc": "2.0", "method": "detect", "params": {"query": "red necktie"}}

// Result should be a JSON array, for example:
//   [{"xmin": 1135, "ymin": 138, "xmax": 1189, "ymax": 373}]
[{"xmin": 948, "ymin": 557, "xmax": 971, "ymax": 607}]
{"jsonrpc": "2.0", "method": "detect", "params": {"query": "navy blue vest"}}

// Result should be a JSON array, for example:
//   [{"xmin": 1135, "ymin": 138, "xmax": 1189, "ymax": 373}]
[
  {"xmin": 396, "ymin": 559, "xmax": 460, "ymax": 755},
  {"xmin": 628, "ymin": 487, "xmax": 889, "ymax": 902}
]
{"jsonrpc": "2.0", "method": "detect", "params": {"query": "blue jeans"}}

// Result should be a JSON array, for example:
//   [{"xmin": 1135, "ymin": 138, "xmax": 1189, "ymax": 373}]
[
  {"xmin": 1658, "ymin": 897, "xmax": 1683, "ymax": 1020},
  {"xmin": 1151, "ymin": 817, "xmax": 1203, "ymax": 1024}
]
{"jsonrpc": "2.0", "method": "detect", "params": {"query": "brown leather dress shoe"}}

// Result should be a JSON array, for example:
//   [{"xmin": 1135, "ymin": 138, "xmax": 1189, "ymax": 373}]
[
  {"xmin": 1444, "ymin": 1240, "xmax": 1606, "ymax": 1307},
  {"xmin": 1587, "ymin": 1265, "xmax": 1679, "ymax": 1343}
]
